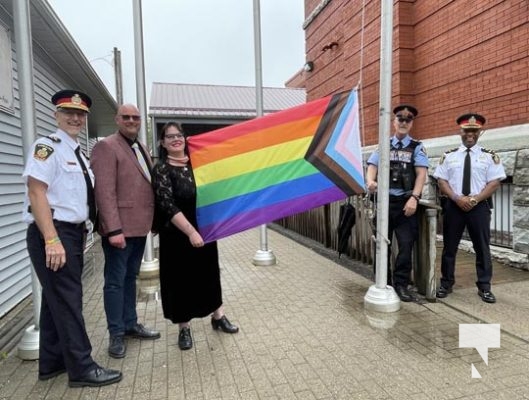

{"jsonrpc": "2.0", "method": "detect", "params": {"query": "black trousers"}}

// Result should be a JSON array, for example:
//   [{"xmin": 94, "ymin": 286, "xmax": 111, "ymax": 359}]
[
  {"xmin": 26, "ymin": 221, "xmax": 95, "ymax": 379},
  {"xmin": 440, "ymin": 200, "xmax": 493, "ymax": 291},
  {"xmin": 374, "ymin": 197, "xmax": 418, "ymax": 287}
]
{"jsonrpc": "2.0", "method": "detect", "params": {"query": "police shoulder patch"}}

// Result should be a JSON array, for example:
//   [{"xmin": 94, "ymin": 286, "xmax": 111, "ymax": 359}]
[
  {"xmin": 33, "ymin": 143, "xmax": 54, "ymax": 161},
  {"xmin": 482, "ymin": 148, "xmax": 500, "ymax": 164}
]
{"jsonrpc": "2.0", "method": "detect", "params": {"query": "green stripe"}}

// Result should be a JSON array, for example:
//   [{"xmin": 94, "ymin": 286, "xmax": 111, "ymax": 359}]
[{"xmin": 197, "ymin": 159, "xmax": 318, "ymax": 207}]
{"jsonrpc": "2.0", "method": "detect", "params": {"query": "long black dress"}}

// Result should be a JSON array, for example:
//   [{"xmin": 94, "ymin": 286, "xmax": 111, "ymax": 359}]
[{"xmin": 152, "ymin": 162, "xmax": 222, "ymax": 323}]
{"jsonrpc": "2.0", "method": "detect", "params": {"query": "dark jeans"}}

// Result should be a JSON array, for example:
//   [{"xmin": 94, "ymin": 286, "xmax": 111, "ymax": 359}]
[{"xmin": 102, "ymin": 236, "xmax": 147, "ymax": 336}]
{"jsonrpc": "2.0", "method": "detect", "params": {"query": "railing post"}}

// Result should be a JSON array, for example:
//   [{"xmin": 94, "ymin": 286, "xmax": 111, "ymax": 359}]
[{"xmin": 414, "ymin": 201, "xmax": 440, "ymax": 301}]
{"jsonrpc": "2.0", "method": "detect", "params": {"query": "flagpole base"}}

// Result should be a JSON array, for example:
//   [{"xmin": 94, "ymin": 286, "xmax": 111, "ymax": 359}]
[
  {"xmin": 364, "ymin": 308, "xmax": 399, "ymax": 329},
  {"xmin": 252, "ymin": 250, "xmax": 276, "ymax": 266},
  {"xmin": 17, "ymin": 325, "xmax": 39, "ymax": 360},
  {"xmin": 364, "ymin": 284, "xmax": 401, "ymax": 313}
]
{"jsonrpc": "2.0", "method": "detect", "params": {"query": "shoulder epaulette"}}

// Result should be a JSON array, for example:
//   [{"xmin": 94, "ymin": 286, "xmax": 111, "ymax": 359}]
[
  {"xmin": 439, "ymin": 148, "xmax": 458, "ymax": 165},
  {"xmin": 482, "ymin": 148, "xmax": 501, "ymax": 164},
  {"xmin": 46, "ymin": 135, "xmax": 61, "ymax": 143}
]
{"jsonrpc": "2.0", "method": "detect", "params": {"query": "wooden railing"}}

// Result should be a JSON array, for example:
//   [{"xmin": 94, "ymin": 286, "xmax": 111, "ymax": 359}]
[{"xmin": 275, "ymin": 196, "xmax": 441, "ymax": 300}]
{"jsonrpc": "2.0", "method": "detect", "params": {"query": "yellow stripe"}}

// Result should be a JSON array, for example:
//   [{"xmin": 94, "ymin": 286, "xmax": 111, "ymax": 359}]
[{"xmin": 194, "ymin": 136, "xmax": 312, "ymax": 186}]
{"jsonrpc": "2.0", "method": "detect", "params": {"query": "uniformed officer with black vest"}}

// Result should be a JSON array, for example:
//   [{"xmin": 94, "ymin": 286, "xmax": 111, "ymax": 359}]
[
  {"xmin": 434, "ymin": 113, "xmax": 506, "ymax": 303},
  {"xmin": 366, "ymin": 105, "xmax": 429, "ymax": 301},
  {"xmin": 22, "ymin": 90, "xmax": 122, "ymax": 387}
]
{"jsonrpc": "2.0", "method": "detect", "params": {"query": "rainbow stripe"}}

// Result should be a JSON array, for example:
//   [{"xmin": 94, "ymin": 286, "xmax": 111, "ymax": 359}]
[{"xmin": 188, "ymin": 89, "xmax": 364, "ymax": 243}]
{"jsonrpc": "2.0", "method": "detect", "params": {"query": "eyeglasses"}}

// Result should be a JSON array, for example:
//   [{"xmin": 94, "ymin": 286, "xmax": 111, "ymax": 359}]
[
  {"xmin": 165, "ymin": 133, "xmax": 185, "ymax": 140},
  {"xmin": 397, "ymin": 117, "xmax": 412, "ymax": 123},
  {"xmin": 119, "ymin": 115, "xmax": 141, "ymax": 121}
]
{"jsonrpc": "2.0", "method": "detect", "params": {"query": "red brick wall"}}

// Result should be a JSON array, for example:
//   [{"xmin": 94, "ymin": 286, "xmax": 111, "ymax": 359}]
[{"xmin": 303, "ymin": 0, "xmax": 529, "ymax": 146}]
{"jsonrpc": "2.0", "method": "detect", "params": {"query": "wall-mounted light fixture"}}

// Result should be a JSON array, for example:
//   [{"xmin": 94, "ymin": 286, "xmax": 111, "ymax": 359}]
[{"xmin": 303, "ymin": 61, "xmax": 314, "ymax": 72}]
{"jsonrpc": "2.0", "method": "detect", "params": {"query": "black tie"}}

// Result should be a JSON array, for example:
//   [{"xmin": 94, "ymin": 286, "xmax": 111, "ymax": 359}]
[
  {"xmin": 462, "ymin": 148, "xmax": 471, "ymax": 196},
  {"xmin": 74, "ymin": 146, "xmax": 97, "ymax": 225}
]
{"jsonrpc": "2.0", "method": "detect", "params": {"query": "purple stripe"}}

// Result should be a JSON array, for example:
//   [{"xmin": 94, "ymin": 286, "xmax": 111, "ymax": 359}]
[{"xmin": 200, "ymin": 186, "xmax": 347, "ymax": 242}]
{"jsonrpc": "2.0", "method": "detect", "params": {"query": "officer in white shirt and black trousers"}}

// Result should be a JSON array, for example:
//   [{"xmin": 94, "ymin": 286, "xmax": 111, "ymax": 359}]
[
  {"xmin": 434, "ymin": 113, "xmax": 506, "ymax": 303},
  {"xmin": 22, "ymin": 90, "xmax": 122, "ymax": 387}
]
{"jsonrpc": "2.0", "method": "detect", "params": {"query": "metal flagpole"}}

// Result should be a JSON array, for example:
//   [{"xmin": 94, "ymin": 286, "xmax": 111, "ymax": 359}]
[
  {"xmin": 364, "ymin": 0, "xmax": 400, "ymax": 312},
  {"xmin": 132, "ymin": 0, "xmax": 159, "ymax": 277},
  {"xmin": 251, "ymin": 0, "xmax": 276, "ymax": 266},
  {"xmin": 14, "ymin": 0, "xmax": 41, "ymax": 360}
]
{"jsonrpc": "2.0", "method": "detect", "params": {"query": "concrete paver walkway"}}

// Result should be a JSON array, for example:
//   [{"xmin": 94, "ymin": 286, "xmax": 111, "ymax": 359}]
[{"xmin": 1, "ymin": 227, "xmax": 529, "ymax": 399}]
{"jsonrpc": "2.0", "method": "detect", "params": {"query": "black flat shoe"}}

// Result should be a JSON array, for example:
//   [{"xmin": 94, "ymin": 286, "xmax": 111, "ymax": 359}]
[
  {"xmin": 395, "ymin": 286, "xmax": 413, "ymax": 302},
  {"xmin": 211, "ymin": 315, "xmax": 239, "ymax": 333},
  {"xmin": 125, "ymin": 323, "xmax": 160, "ymax": 340},
  {"xmin": 478, "ymin": 289, "xmax": 496, "ymax": 303},
  {"xmin": 178, "ymin": 327, "xmax": 193, "ymax": 350},
  {"xmin": 68, "ymin": 366, "xmax": 122, "ymax": 388},
  {"xmin": 436, "ymin": 286, "xmax": 452, "ymax": 299}
]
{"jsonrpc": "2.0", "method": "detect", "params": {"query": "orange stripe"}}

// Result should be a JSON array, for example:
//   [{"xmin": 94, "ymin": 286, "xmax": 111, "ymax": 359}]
[
  {"xmin": 188, "ymin": 95, "xmax": 331, "ymax": 150},
  {"xmin": 191, "ymin": 115, "xmax": 322, "ymax": 167}
]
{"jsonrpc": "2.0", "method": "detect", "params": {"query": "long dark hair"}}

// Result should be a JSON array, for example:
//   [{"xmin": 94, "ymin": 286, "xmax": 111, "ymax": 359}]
[{"xmin": 157, "ymin": 122, "xmax": 186, "ymax": 163}]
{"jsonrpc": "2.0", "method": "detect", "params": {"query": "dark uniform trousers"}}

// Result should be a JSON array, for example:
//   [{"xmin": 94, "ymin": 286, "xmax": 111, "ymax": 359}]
[
  {"xmin": 388, "ymin": 197, "xmax": 418, "ymax": 287},
  {"xmin": 26, "ymin": 221, "xmax": 95, "ymax": 379},
  {"xmin": 373, "ymin": 196, "xmax": 418, "ymax": 287},
  {"xmin": 440, "ymin": 200, "xmax": 493, "ymax": 291}
]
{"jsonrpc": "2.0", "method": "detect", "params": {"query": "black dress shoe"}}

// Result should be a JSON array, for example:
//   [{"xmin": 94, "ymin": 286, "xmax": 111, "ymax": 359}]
[
  {"xmin": 211, "ymin": 316, "xmax": 239, "ymax": 333},
  {"xmin": 108, "ymin": 335, "xmax": 126, "ymax": 359},
  {"xmin": 436, "ymin": 286, "xmax": 452, "ymax": 298},
  {"xmin": 38, "ymin": 368, "xmax": 66, "ymax": 381},
  {"xmin": 178, "ymin": 327, "xmax": 193, "ymax": 350},
  {"xmin": 68, "ymin": 366, "xmax": 122, "ymax": 388},
  {"xmin": 395, "ymin": 286, "xmax": 413, "ymax": 302},
  {"xmin": 478, "ymin": 289, "xmax": 496, "ymax": 303},
  {"xmin": 125, "ymin": 323, "xmax": 160, "ymax": 340}
]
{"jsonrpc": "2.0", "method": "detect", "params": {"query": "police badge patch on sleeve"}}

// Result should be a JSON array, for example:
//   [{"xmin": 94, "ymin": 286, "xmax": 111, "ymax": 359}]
[{"xmin": 33, "ymin": 144, "xmax": 54, "ymax": 161}]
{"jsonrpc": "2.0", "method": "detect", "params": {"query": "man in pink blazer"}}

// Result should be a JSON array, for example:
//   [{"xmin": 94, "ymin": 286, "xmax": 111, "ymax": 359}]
[{"xmin": 90, "ymin": 104, "xmax": 160, "ymax": 359}]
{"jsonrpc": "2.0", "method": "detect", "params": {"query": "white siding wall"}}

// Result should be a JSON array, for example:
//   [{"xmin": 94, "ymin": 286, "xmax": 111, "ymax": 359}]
[{"xmin": 0, "ymin": 12, "xmax": 90, "ymax": 317}]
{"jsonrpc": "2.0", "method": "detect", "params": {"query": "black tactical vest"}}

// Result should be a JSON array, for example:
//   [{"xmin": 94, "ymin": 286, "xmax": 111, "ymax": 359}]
[{"xmin": 389, "ymin": 139, "xmax": 420, "ymax": 192}]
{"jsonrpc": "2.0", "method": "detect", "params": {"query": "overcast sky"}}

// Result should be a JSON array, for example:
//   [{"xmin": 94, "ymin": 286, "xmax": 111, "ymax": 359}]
[{"xmin": 47, "ymin": 0, "xmax": 306, "ymax": 104}]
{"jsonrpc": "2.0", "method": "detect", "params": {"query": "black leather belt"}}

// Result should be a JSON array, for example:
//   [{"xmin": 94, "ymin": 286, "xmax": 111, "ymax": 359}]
[{"xmin": 53, "ymin": 220, "xmax": 86, "ymax": 229}]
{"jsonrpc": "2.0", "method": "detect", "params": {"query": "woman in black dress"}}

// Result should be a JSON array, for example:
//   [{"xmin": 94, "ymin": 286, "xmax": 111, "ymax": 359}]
[{"xmin": 152, "ymin": 122, "xmax": 238, "ymax": 350}]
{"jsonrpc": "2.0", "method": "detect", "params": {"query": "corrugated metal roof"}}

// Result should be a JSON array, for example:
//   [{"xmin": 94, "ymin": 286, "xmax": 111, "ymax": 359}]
[{"xmin": 149, "ymin": 82, "xmax": 306, "ymax": 118}]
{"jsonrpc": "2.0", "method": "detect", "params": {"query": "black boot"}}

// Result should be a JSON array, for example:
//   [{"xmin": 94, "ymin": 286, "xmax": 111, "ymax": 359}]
[{"xmin": 211, "ymin": 316, "xmax": 239, "ymax": 333}]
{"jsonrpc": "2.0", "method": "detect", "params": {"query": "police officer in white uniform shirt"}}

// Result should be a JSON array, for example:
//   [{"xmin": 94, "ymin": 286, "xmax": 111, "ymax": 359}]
[
  {"xmin": 22, "ymin": 89, "xmax": 122, "ymax": 387},
  {"xmin": 434, "ymin": 113, "xmax": 506, "ymax": 303}
]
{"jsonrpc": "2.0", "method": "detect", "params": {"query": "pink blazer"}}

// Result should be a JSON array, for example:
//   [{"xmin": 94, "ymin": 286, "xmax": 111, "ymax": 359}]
[{"xmin": 90, "ymin": 132, "xmax": 154, "ymax": 237}]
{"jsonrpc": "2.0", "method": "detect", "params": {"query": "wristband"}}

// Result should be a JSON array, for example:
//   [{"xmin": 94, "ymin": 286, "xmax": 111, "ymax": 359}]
[
  {"xmin": 411, "ymin": 194, "xmax": 420, "ymax": 201},
  {"xmin": 45, "ymin": 236, "xmax": 61, "ymax": 245}
]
